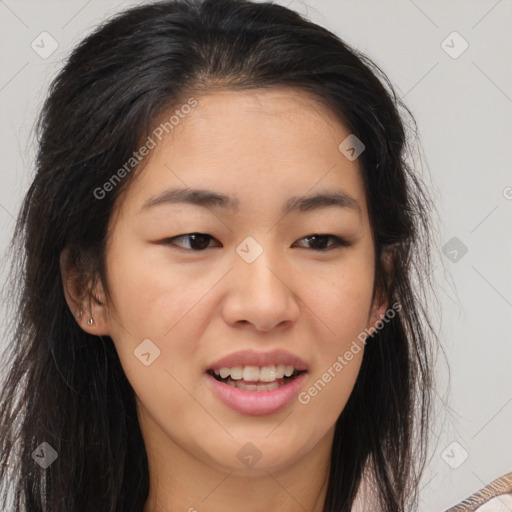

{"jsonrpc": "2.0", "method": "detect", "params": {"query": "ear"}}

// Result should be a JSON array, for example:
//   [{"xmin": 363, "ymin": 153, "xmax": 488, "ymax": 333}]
[
  {"xmin": 366, "ymin": 245, "xmax": 395, "ymax": 333},
  {"xmin": 60, "ymin": 248, "xmax": 110, "ymax": 336}
]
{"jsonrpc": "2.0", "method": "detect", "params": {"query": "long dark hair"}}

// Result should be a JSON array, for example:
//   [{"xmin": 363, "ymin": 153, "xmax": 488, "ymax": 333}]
[{"xmin": 0, "ymin": 0, "xmax": 437, "ymax": 510}]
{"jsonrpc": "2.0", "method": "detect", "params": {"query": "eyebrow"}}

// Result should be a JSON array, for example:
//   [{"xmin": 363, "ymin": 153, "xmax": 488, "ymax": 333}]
[{"xmin": 141, "ymin": 187, "xmax": 361, "ymax": 217}]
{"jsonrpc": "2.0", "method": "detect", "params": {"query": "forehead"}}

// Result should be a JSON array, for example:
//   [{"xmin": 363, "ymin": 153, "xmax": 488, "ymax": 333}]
[
  {"xmin": 119, "ymin": 88, "xmax": 367, "ymax": 217},
  {"xmin": 168, "ymin": 87, "xmax": 350, "ymax": 156}
]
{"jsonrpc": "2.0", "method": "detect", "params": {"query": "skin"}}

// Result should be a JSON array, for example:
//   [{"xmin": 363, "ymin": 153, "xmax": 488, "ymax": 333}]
[{"xmin": 63, "ymin": 88, "xmax": 388, "ymax": 512}]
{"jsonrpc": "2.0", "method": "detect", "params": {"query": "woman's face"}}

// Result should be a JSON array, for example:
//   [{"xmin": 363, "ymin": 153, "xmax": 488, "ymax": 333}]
[{"xmin": 101, "ymin": 88, "xmax": 385, "ymax": 474}]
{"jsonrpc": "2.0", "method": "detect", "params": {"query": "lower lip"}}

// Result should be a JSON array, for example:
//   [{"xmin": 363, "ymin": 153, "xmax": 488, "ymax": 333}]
[{"xmin": 205, "ymin": 372, "xmax": 308, "ymax": 416}]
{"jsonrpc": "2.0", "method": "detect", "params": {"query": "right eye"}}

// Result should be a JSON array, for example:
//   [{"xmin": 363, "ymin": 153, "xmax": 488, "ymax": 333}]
[{"xmin": 162, "ymin": 233, "xmax": 221, "ymax": 251}]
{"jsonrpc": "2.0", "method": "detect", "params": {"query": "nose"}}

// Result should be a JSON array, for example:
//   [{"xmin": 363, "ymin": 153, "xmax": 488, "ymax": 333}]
[{"xmin": 221, "ymin": 240, "xmax": 300, "ymax": 332}]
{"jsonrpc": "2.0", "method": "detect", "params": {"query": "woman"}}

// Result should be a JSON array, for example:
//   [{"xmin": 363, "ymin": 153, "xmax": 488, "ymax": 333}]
[{"xmin": 1, "ymin": 0, "xmax": 504, "ymax": 510}]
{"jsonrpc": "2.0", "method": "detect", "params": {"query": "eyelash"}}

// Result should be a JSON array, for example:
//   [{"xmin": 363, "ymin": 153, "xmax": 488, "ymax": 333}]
[{"xmin": 162, "ymin": 233, "xmax": 352, "ymax": 252}]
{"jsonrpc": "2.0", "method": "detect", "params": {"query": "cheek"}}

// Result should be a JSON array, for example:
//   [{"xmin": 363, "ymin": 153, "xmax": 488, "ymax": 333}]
[
  {"xmin": 105, "ymin": 238, "xmax": 208, "ymax": 336},
  {"xmin": 298, "ymin": 283, "xmax": 368, "ymax": 428},
  {"xmin": 304, "ymin": 252, "xmax": 375, "ymax": 346},
  {"xmin": 104, "ymin": 241, "xmax": 214, "ymax": 390},
  {"xmin": 297, "ymin": 252, "xmax": 374, "ymax": 422},
  {"xmin": 104, "ymin": 246, "xmax": 208, "ymax": 426}
]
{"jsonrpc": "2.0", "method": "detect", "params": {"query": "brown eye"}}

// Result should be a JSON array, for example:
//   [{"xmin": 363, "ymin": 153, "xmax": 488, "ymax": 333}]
[
  {"xmin": 293, "ymin": 234, "xmax": 352, "ymax": 251},
  {"xmin": 165, "ymin": 233, "xmax": 220, "ymax": 251}
]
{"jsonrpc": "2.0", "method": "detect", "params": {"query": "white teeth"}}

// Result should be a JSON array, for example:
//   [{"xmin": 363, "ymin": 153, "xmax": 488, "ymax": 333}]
[
  {"xmin": 259, "ymin": 365, "xmax": 276, "ymax": 382},
  {"xmin": 212, "ymin": 364, "xmax": 300, "ymax": 382},
  {"xmin": 230, "ymin": 367, "xmax": 243, "ymax": 380},
  {"xmin": 242, "ymin": 365, "xmax": 260, "ymax": 381},
  {"xmin": 284, "ymin": 365, "xmax": 294, "ymax": 377},
  {"xmin": 219, "ymin": 368, "xmax": 230, "ymax": 379}
]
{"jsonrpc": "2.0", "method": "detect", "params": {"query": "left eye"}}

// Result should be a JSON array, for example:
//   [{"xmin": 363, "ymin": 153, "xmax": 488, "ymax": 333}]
[
  {"xmin": 164, "ymin": 233, "xmax": 350, "ymax": 251},
  {"xmin": 292, "ymin": 234, "xmax": 351, "ymax": 251}
]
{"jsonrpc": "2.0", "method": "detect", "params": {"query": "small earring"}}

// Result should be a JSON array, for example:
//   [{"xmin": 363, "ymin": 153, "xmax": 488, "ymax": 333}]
[{"xmin": 87, "ymin": 317, "xmax": 94, "ymax": 326}]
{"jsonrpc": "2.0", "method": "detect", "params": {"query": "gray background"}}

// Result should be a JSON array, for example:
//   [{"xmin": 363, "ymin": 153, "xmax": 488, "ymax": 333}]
[{"xmin": 1, "ymin": 1, "xmax": 511, "ymax": 510}]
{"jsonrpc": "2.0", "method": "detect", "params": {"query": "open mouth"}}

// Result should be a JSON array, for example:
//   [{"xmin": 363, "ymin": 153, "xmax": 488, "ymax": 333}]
[
  {"xmin": 204, "ymin": 360, "xmax": 309, "ymax": 415},
  {"xmin": 206, "ymin": 368, "xmax": 306, "ymax": 392}
]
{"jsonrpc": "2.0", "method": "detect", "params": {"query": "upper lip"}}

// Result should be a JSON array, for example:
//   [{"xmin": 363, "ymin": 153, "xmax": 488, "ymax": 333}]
[{"xmin": 206, "ymin": 349, "xmax": 308, "ymax": 372}]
